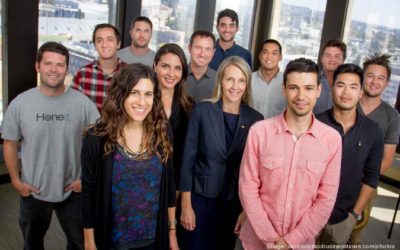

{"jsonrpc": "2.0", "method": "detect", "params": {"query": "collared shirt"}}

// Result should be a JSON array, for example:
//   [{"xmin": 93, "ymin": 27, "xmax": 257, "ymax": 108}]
[
  {"xmin": 251, "ymin": 70, "xmax": 286, "ymax": 119},
  {"xmin": 185, "ymin": 65, "xmax": 217, "ymax": 102},
  {"xmin": 314, "ymin": 71, "xmax": 333, "ymax": 115},
  {"xmin": 239, "ymin": 113, "xmax": 342, "ymax": 249},
  {"xmin": 209, "ymin": 40, "xmax": 252, "ymax": 71},
  {"xmin": 317, "ymin": 109, "xmax": 383, "ymax": 224},
  {"xmin": 71, "ymin": 60, "xmax": 125, "ymax": 112}
]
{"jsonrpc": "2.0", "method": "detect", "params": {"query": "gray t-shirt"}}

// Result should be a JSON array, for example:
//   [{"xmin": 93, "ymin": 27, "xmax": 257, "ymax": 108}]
[
  {"xmin": 357, "ymin": 101, "xmax": 400, "ymax": 144},
  {"xmin": 251, "ymin": 70, "xmax": 286, "ymax": 119},
  {"xmin": 117, "ymin": 46, "xmax": 156, "ymax": 67},
  {"xmin": 1, "ymin": 87, "xmax": 100, "ymax": 202},
  {"xmin": 185, "ymin": 66, "xmax": 217, "ymax": 103}
]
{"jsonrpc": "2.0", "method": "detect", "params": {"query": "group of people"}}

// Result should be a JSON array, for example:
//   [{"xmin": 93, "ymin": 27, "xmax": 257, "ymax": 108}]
[{"xmin": 2, "ymin": 7, "xmax": 399, "ymax": 250}]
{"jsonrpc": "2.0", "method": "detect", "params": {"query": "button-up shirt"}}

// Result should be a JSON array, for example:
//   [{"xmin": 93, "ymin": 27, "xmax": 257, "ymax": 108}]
[
  {"xmin": 185, "ymin": 65, "xmax": 217, "ymax": 103},
  {"xmin": 251, "ymin": 70, "xmax": 286, "ymax": 119},
  {"xmin": 209, "ymin": 40, "xmax": 252, "ymax": 71},
  {"xmin": 317, "ymin": 109, "xmax": 383, "ymax": 224},
  {"xmin": 239, "ymin": 113, "xmax": 342, "ymax": 250},
  {"xmin": 71, "ymin": 60, "xmax": 125, "ymax": 112}
]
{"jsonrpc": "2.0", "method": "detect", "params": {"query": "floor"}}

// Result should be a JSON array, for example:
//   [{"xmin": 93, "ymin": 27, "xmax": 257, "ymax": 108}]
[{"xmin": 0, "ymin": 182, "xmax": 398, "ymax": 249}]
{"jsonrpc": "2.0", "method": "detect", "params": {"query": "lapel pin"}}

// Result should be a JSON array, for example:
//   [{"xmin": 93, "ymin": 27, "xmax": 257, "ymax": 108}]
[{"xmin": 241, "ymin": 125, "xmax": 245, "ymax": 129}]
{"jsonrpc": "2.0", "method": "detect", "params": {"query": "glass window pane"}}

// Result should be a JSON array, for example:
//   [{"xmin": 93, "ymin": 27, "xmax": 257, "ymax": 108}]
[
  {"xmin": 141, "ymin": 0, "xmax": 196, "ymax": 56},
  {"xmin": 0, "ymin": 1, "xmax": 2, "ymax": 122},
  {"xmin": 344, "ymin": 0, "xmax": 400, "ymax": 106},
  {"xmin": 271, "ymin": 0, "xmax": 327, "ymax": 68},
  {"xmin": 212, "ymin": 0, "xmax": 255, "ymax": 49},
  {"xmin": 38, "ymin": 0, "xmax": 117, "ymax": 82}
]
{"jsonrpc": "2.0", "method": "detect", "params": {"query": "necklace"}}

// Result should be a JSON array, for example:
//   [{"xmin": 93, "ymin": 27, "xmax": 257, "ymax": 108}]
[{"xmin": 119, "ymin": 132, "xmax": 144, "ymax": 160}]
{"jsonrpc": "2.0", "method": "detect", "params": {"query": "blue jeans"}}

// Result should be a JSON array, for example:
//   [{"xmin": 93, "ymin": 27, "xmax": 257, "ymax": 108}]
[{"xmin": 19, "ymin": 192, "xmax": 83, "ymax": 250}]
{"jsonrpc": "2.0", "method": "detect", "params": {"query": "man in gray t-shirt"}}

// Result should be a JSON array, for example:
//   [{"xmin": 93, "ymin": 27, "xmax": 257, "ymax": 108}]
[
  {"xmin": 117, "ymin": 16, "xmax": 155, "ymax": 66},
  {"xmin": 2, "ymin": 42, "xmax": 99, "ymax": 250},
  {"xmin": 351, "ymin": 54, "xmax": 400, "ymax": 246}
]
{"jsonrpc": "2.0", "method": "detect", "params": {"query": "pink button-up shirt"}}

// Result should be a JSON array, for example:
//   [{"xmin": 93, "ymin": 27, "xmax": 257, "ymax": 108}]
[{"xmin": 239, "ymin": 113, "xmax": 342, "ymax": 250}]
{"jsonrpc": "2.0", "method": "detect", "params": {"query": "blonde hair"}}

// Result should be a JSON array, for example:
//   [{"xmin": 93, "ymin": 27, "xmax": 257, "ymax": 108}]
[{"xmin": 209, "ymin": 56, "xmax": 252, "ymax": 106}]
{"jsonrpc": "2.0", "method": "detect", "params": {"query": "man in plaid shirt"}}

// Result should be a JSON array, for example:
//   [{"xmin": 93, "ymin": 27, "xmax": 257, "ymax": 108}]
[{"xmin": 72, "ymin": 23, "xmax": 125, "ymax": 112}]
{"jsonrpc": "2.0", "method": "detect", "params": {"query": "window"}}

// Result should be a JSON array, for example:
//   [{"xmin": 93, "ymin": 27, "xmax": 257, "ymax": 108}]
[
  {"xmin": 212, "ymin": 0, "xmax": 255, "ymax": 49},
  {"xmin": 270, "ymin": 0, "xmax": 327, "ymax": 68},
  {"xmin": 141, "ymin": 0, "xmax": 196, "ymax": 55},
  {"xmin": 343, "ymin": 0, "xmax": 400, "ymax": 106},
  {"xmin": 38, "ymin": 0, "xmax": 117, "ymax": 81},
  {"xmin": 0, "ymin": 1, "xmax": 2, "ymax": 122}
]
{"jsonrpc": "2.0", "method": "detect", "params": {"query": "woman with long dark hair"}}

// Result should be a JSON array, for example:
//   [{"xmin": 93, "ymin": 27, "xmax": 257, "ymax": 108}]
[{"xmin": 81, "ymin": 63, "xmax": 178, "ymax": 250}]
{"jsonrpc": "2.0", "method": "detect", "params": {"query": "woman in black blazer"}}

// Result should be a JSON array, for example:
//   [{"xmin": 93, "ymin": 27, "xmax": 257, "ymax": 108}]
[{"xmin": 179, "ymin": 56, "xmax": 263, "ymax": 250}]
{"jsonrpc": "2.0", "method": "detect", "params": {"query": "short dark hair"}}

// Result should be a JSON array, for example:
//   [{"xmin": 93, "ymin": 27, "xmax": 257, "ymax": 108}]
[
  {"xmin": 217, "ymin": 9, "xmax": 239, "ymax": 26},
  {"xmin": 321, "ymin": 39, "xmax": 347, "ymax": 60},
  {"xmin": 189, "ymin": 30, "xmax": 216, "ymax": 46},
  {"xmin": 37, "ymin": 42, "xmax": 69, "ymax": 67},
  {"xmin": 260, "ymin": 39, "xmax": 282, "ymax": 55},
  {"xmin": 92, "ymin": 23, "xmax": 120, "ymax": 43},
  {"xmin": 130, "ymin": 16, "xmax": 153, "ymax": 31},
  {"xmin": 363, "ymin": 53, "xmax": 392, "ymax": 81},
  {"xmin": 283, "ymin": 58, "xmax": 319, "ymax": 86},
  {"xmin": 333, "ymin": 63, "xmax": 363, "ymax": 86}
]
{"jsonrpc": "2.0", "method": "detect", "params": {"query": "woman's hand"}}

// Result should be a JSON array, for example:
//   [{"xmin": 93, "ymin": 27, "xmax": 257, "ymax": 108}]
[
  {"xmin": 180, "ymin": 192, "xmax": 196, "ymax": 231},
  {"xmin": 84, "ymin": 229, "xmax": 97, "ymax": 250},
  {"xmin": 169, "ymin": 229, "xmax": 179, "ymax": 250},
  {"xmin": 234, "ymin": 211, "xmax": 246, "ymax": 235}
]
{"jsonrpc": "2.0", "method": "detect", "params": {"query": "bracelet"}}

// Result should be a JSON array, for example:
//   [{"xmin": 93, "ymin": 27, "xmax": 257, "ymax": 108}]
[
  {"xmin": 169, "ymin": 228, "xmax": 176, "ymax": 231},
  {"xmin": 168, "ymin": 219, "xmax": 177, "ymax": 226}
]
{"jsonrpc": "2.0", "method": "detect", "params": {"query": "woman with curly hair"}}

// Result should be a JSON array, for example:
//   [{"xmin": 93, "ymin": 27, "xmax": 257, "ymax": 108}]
[{"xmin": 81, "ymin": 63, "xmax": 178, "ymax": 250}]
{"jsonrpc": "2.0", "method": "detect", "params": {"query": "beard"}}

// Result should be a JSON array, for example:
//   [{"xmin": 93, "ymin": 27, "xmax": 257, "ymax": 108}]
[
  {"xmin": 133, "ymin": 40, "xmax": 149, "ymax": 49},
  {"xmin": 219, "ymin": 34, "xmax": 234, "ymax": 43}
]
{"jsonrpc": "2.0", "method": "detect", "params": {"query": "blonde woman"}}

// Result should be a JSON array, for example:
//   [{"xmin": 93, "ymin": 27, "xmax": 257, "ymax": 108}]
[{"xmin": 179, "ymin": 56, "xmax": 263, "ymax": 250}]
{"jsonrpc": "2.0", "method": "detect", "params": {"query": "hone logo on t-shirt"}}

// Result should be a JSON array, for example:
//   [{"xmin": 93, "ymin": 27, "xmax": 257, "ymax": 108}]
[{"xmin": 36, "ymin": 112, "xmax": 71, "ymax": 122}]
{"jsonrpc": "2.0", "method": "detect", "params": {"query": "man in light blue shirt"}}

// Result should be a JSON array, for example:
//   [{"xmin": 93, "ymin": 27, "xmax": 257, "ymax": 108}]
[{"xmin": 251, "ymin": 39, "xmax": 286, "ymax": 119}]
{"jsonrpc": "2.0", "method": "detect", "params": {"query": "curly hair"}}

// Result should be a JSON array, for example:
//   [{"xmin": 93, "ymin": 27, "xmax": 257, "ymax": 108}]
[
  {"xmin": 89, "ymin": 63, "xmax": 172, "ymax": 162},
  {"xmin": 154, "ymin": 43, "xmax": 194, "ymax": 113}
]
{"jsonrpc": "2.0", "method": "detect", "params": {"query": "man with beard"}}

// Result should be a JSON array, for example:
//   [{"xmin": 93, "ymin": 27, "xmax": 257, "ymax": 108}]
[
  {"xmin": 2, "ymin": 42, "xmax": 99, "ymax": 250},
  {"xmin": 72, "ymin": 23, "xmax": 125, "ymax": 112},
  {"xmin": 209, "ymin": 9, "xmax": 252, "ymax": 71},
  {"xmin": 317, "ymin": 64, "xmax": 383, "ymax": 249},
  {"xmin": 349, "ymin": 54, "xmax": 400, "ymax": 247},
  {"xmin": 117, "ymin": 16, "xmax": 155, "ymax": 66}
]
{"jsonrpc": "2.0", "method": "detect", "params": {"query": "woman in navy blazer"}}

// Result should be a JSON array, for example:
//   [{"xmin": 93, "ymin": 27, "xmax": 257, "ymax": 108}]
[{"xmin": 179, "ymin": 56, "xmax": 263, "ymax": 250}]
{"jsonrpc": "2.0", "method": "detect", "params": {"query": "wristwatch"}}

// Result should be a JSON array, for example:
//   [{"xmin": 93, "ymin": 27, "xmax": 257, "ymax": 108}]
[{"xmin": 350, "ymin": 210, "xmax": 362, "ymax": 221}]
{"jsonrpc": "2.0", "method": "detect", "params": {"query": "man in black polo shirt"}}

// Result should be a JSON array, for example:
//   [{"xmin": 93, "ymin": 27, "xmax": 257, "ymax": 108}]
[{"xmin": 316, "ymin": 63, "xmax": 383, "ymax": 248}]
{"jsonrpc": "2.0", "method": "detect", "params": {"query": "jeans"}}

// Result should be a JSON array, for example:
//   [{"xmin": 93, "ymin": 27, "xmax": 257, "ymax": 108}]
[{"xmin": 19, "ymin": 192, "xmax": 83, "ymax": 250}]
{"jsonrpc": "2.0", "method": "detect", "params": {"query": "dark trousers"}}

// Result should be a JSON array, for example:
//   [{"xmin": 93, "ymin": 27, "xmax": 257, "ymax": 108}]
[
  {"xmin": 19, "ymin": 192, "xmax": 83, "ymax": 250},
  {"xmin": 180, "ymin": 193, "xmax": 241, "ymax": 250}
]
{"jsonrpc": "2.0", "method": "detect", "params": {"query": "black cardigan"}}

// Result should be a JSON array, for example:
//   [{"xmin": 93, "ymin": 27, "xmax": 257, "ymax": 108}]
[
  {"xmin": 169, "ymin": 91, "xmax": 191, "ymax": 188},
  {"xmin": 81, "ymin": 129, "xmax": 176, "ymax": 250}
]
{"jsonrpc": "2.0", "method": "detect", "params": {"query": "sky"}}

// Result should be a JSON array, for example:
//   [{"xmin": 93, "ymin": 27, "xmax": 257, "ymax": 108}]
[{"xmin": 282, "ymin": 0, "xmax": 400, "ymax": 29}]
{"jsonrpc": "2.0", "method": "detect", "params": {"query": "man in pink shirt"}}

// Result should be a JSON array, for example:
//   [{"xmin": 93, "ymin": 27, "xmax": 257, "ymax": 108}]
[{"xmin": 238, "ymin": 58, "xmax": 342, "ymax": 250}]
